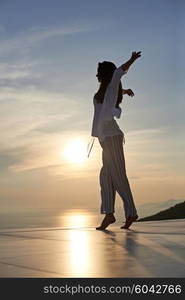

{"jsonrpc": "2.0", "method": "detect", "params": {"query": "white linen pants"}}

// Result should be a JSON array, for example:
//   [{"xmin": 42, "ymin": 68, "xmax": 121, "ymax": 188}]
[{"xmin": 98, "ymin": 135, "xmax": 137, "ymax": 218}]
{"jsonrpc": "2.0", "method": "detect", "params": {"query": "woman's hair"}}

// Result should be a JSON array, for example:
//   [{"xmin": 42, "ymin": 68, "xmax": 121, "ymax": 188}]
[{"xmin": 94, "ymin": 61, "xmax": 123, "ymax": 108}]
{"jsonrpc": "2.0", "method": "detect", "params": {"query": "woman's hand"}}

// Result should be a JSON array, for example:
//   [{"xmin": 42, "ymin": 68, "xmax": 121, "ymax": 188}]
[
  {"xmin": 131, "ymin": 51, "xmax": 141, "ymax": 61},
  {"xmin": 122, "ymin": 89, "xmax": 135, "ymax": 97}
]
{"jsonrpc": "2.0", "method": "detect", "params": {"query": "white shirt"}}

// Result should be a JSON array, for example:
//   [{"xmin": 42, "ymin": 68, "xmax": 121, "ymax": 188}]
[{"xmin": 91, "ymin": 66, "xmax": 127, "ymax": 142}]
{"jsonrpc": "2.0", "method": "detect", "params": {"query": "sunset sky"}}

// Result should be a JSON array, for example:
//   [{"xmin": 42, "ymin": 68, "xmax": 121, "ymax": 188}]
[{"xmin": 0, "ymin": 0, "xmax": 184, "ymax": 213}]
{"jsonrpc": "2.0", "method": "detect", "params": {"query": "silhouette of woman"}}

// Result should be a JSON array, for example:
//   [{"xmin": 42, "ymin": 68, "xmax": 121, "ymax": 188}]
[{"xmin": 91, "ymin": 51, "xmax": 141, "ymax": 230}]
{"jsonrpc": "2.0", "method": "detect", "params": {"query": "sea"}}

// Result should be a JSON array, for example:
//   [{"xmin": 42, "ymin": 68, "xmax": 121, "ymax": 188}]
[{"xmin": 0, "ymin": 207, "xmax": 125, "ymax": 230}]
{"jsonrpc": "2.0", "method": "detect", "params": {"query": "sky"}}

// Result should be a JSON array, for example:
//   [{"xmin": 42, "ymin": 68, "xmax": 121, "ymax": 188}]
[{"xmin": 0, "ymin": 0, "xmax": 184, "ymax": 213}]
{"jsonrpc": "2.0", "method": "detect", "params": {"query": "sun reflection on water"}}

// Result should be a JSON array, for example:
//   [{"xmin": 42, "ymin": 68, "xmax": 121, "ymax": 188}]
[
  {"xmin": 60, "ymin": 210, "xmax": 98, "ymax": 276},
  {"xmin": 61, "ymin": 209, "xmax": 95, "ymax": 228},
  {"xmin": 69, "ymin": 230, "xmax": 90, "ymax": 276}
]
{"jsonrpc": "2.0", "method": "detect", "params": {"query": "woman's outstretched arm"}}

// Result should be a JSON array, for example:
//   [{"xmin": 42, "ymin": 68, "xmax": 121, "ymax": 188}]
[
  {"xmin": 110, "ymin": 51, "xmax": 141, "ymax": 89},
  {"xmin": 121, "ymin": 51, "xmax": 141, "ymax": 72}
]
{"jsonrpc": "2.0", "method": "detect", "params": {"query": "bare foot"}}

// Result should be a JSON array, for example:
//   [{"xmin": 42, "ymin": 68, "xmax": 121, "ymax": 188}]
[
  {"xmin": 120, "ymin": 215, "xmax": 138, "ymax": 229},
  {"xmin": 96, "ymin": 214, "xmax": 116, "ymax": 230}
]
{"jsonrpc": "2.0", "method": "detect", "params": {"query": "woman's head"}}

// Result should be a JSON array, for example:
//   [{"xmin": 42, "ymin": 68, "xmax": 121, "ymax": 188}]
[
  {"xmin": 96, "ymin": 61, "xmax": 117, "ymax": 83},
  {"xmin": 95, "ymin": 61, "xmax": 123, "ymax": 108}
]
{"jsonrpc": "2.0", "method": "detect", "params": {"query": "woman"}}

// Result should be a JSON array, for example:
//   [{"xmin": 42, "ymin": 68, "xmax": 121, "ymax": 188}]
[{"xmin": 91, "ymin": 51, "xmax": 141, "ymax": 230}]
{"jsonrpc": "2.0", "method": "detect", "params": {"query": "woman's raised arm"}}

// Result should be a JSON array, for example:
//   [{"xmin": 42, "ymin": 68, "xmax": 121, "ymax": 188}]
[{"xmin": 121, "ymin": 51, "xmax": 141, "ymax": 72}]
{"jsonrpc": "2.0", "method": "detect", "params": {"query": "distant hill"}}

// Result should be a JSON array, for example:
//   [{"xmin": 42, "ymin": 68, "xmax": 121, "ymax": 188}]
[
  {"xmin": 138, "ymin": 201, "xmax": 185, "ymax": 222},
  {"xmin": 136, "ymin": 199, "xmax": 185, "ymax": 219}
]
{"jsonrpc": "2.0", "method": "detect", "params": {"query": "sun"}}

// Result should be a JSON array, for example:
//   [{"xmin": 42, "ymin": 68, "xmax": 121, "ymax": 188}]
[{"xmin": 63, "ymin": 139, "xmax": 87, "ymax": 163}]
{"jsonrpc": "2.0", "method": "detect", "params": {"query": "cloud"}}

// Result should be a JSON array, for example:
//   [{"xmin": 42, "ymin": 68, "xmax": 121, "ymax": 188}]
[
  {"xmin": 0, "ymin": 86, "xmax": 79, "ymax": 134},
  {"xmin": 126, "ymin": 126, "xmax": 172, "ymax": 148},
  {"xmin": 0, "ymin": 62, "xmax": 34, "ymax": 80},
  {"xmin": 0, "ymin": 136, "xmax": 62, "ymax": 173},
  {"xmin": 0, "ymin": 25, "xmax": 97, "ymax": 55},
  {"xmin": 119, "ymin": 126, "xmax": 185, "ymax": 182},
  {"xmin": 0, "ymin": 145, "xmax": 28, "ymax": 172},
  {"xmin": 128, "ymin": 127, "xmax": 166, "ymax": 136}
]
